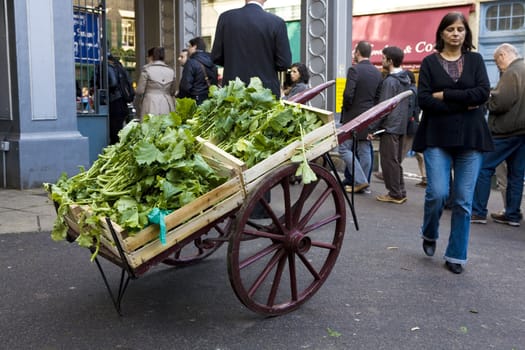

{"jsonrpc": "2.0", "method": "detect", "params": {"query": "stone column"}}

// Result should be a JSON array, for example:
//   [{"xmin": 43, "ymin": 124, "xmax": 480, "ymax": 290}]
[
  {"xmin": 0, "ymin": 0, "xmax": 89, "ymax": 189},
  {"xmin": 302, "ymin": 0, "xmax": 352, "ymax": 112}
]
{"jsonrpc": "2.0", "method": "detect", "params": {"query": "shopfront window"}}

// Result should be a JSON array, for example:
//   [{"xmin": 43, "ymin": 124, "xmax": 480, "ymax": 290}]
[
  {"xmin": 485, "ymin": 2, "xmax": 524, "ymax": 31},
  {"xmin": 121, "ymin": 17, "xmax": 135, "ymax": 48},
  {"xmin": 73, "ymin": 0, "xmax": 136, "ymax": 115},
  {"xmin": 73, "ymin": 0, "xmax": 105, "ymax": 114}
]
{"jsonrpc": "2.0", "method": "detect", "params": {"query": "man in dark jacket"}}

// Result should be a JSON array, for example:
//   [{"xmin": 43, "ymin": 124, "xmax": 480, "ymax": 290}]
[
  {"xmin": 211, "ymin": 0, "xmax": 291, "ymax": 98},
  {"xmin": 107, "ymin": 54, "xmax": 130, "ymax": 145},
  {"xmin": 339, "ymin": 41, "xmax": 383, "ymax": 193},
  {"xmin": 371, "ymin": 46, "xmax": 411, "ymax": 204},
  {"xmin": 177, "ymin": 37, "xmax": 218, "ymax": 105},
  {"xmin": 472, "ymin": 43, "xmax": 525, "ymax": 227}
]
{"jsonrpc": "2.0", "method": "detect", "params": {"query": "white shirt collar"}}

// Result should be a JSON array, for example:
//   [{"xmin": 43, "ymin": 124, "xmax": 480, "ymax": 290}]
[{"xmin": 247, "ymin": 1, "xmax": 264, "ymax": 9}]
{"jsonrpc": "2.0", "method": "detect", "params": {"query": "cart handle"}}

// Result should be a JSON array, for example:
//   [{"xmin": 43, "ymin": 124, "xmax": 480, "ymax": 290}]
[
  {"xmin": 337, "ymin": 90, "xmax": 413, "ymax": 144},
  {"xmin": 287, "ymin": 80, "xmax": 336, "ymax": 104}
]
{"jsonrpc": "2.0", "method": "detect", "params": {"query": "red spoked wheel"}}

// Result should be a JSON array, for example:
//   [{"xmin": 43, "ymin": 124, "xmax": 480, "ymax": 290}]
[
  {"xmin": 227, "ymin": 162, "xmax": 346, "ymax": 315},
  {"xmin": 162, "ymin": 217, "xmax": 232, "ymax": 267}
]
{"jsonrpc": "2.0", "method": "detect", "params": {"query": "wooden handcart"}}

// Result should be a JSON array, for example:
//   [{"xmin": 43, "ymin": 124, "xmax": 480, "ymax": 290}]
[{"xmin": 56, "ymin": 82, "xmax": 412, "ymax": 316}]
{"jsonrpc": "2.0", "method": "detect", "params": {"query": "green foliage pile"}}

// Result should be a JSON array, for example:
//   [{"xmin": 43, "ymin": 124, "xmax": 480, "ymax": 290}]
[
  {"xmin": 188, "ymin": 78, "xmax": 324, "ymax": 168},
  {"xmin": 45, "ymin": 112, "xmax": 227, "ymax": 257},
  {"xmin": 46, "ymin": 77, "xmax": 326, "ymax": 257}
]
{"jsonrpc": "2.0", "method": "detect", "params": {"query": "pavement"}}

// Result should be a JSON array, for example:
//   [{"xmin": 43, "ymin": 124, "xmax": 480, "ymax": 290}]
[
  {"xmin": 0, "ymin": 155, "xmax": 497, "ymax": 235},
  {"xmin": 0, "ymin": 187, "xmax": 56, "ymax": 234},
  {"xmin": 1, "ymin": 156, "xmax": 524, "ymax": 349}
]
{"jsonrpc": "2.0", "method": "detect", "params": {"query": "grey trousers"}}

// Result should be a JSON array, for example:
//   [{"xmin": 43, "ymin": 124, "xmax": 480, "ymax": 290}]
[{"xmin": 379, "ymin": 133, "xmax": 406, "ymax": 199}]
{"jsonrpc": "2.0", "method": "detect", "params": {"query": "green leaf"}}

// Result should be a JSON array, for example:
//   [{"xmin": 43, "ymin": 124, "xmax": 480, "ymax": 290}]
[
  {"xmin": 173, "ymin": 98, "xmax": 196, "ymax": 123},
  {"xmin": 76, "ymin": 233, "xmax": 94, "ymax": 248},
  {"xmin": 296, "ymin": 160, "xmax": 317, "ymax": 184},
  {"xmin": 134, "ymin": 140, "xmax": 164, "ymax": 165},
  {"xmin": 192, "ymin": 153, "xmax": 215, "ymax": 176},
  {"xmin": 327, "ymin": 328, "xmax": 342, "ymax": 337},
  {"xmin": 159, "ymin": 179, "xmax": 183, "ymax": 202}
]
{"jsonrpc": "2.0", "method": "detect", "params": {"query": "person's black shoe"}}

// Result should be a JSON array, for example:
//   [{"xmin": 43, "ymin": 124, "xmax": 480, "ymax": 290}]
[
  {"xmin": 422, "ymin": 239, "xmax": 436, "ymax": 256},
  {"xmin": 445, "ymin": 261, "xmax": 463, "ymax": 274}
]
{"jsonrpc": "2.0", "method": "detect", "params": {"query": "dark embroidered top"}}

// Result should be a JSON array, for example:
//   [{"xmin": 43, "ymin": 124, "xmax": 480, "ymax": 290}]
[{"xmin": 436, "ymin": 53, "xmax": 464, "ymax": 82}]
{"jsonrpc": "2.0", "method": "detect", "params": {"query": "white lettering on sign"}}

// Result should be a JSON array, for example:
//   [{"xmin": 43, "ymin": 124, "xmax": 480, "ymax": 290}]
[
  {"xmin": 362, "ymin": 41, "xmax": 436, "ymax": 63},
  {"xmin": 415, "ymin": 41, "xmax": 435, "ymax": 53}
]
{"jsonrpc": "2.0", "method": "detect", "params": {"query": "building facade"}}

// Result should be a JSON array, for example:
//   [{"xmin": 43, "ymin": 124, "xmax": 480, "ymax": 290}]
[
  {"xmin": 352, "ymin": 0, "xmax": 525, "ymax": 87},
  {"xmin": 0, "ymin": 0, "xmax": 344, "ymax": 189},
  {"xmin": 3, "ymin": 0, "xmax": 521, "ymax": 189}
]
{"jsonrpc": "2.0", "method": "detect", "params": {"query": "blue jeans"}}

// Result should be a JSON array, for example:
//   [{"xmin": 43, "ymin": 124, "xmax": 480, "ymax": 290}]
[
  {"xmin": 472, "ymin": 135, "xmax": 525, "ymax": 221},
  {"xmin": 339, "ymin": 139, "xmax": 372, "ymax": 185},
  {"xmin": 421, "ymin": 147, "xmax": 483, "ymax": 264}
]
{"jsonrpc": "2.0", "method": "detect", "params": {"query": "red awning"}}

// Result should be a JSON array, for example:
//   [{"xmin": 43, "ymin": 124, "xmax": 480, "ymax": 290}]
[{"xmin": 352, "ymin": 5, "xmax": 474, "ymax": 65}]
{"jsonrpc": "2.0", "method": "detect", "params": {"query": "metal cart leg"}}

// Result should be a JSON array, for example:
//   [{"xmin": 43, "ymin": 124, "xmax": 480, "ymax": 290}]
[
  {"xmin": 93, "ymin": 257, "xmax": 132, "ymax": 316},
  {"xmin": 87, "ymin": 217, "xmax": 138, "ymax": 316},
  {"xmin": 323, "ymin": 152, "xmax": 359, "ymax": 230}
]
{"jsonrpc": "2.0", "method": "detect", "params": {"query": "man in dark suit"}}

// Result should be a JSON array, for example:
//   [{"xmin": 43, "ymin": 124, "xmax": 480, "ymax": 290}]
[
  {"xmin": 339, "ymin": 41, "xmax": 383, "ymax": 193},
  {"xmin": 211, "ymin": 0, "xmax": 292, "ymax": 98}
]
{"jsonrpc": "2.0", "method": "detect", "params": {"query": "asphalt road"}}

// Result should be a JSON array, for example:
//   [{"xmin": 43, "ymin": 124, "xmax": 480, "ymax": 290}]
[{"xmin": 1, "ymin": 175, "xmax": 524, "ymax": 350}]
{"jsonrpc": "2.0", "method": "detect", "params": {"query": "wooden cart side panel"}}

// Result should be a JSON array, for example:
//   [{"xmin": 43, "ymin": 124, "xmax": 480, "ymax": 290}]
[
  {"xmin": 197, "ymin": 136, "xmax": 246, "ymax": 171},
  {"xmin": 241, "ymin": 136, "xmax": 338, "ymax": 195},
  {"xmin": 62, "ymin": 215, "xmax": 122, "ymax": 259},
  {"xmin": 242, "ymin": 121, "xmax": 337, "ymax": 185},
  {"xmin": 67, "ymin": 204, "xmax": 125, "ymax": 244},
  {"xmin": 282, "ymin": 100, "xmax": 334, "ymax": 124},
  {"xmin": 121, "ymin": 176, "xmax": 243, "ymax": 252},
  {"xmin": 127, "ymin": 191, "xmax": 245, "ymax": 268}
]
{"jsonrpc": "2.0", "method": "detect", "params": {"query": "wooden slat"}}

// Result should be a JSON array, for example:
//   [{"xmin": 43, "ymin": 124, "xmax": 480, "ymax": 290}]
[
  {"xmin": 241, "ymin": 137, "xmax": 337, "ymax": 194},
  {"xmin": 197, "ymin": 136, "xmax": 246, "ymax": 171},
  {"xmin": 120, "ymin": 176, "xmax": 243, "ymax": 252},
  {"xmin": 63, "ymin": 215, "xmax": 121, "ymax": 259},
  {"xmin": 127, "ymin": 191, "xmax": 245, "ymax": 268},
  {"xmin": 242, "ymin": 121, "xmax": 337, "ymax": 185},
  {"xmin": 282, "ymin": 100, "xmax": 334, "ymax": 124}
]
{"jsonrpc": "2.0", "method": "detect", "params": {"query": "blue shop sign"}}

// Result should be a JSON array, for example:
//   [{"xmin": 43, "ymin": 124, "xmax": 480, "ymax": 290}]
[{"xmin": 74, "ymin": 11, "xmax": 100, "ymax": 63}]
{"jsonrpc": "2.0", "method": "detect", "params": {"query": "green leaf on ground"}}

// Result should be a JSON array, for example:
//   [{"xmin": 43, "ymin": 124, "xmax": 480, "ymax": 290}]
[{"xmin": 327, "ymin": 328, "xmax": 342, "ymax": 337}]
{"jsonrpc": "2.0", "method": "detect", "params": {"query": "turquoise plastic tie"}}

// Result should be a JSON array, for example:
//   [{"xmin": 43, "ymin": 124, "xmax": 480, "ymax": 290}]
[{"xmin": 147, "ymin": 208, "xmax": 172, "ymax": 245}]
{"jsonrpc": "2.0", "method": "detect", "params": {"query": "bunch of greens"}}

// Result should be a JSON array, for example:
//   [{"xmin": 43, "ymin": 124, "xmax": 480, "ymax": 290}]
[
  {"xmin": 186, "ymin": 78, "xmax": 325, "ymax": 168},
  {"xmin": 45, "ymin": 112, "xmax": 227, "ymax": 257},
  {"xmin": 47, "ymin": 78, "xmax": 327, "ymax": 257}
]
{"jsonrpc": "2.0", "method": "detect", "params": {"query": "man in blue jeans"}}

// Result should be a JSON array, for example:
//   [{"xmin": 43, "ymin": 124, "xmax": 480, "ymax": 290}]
[
  {"xmin": 471, "ymin": 43, "xmax": 525, "ymax": 227},
  {"xmin": 339, "ymin": 41, "xmax": 383, "ymax": 193}
]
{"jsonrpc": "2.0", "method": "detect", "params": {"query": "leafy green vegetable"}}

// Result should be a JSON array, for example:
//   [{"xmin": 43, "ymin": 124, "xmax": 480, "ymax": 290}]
[
  {"xmin": 45, "ymin": 77, "xmax": 327, "ymax": 259},
  {"xmin": 189, "ymin": 77, "xmax": 324, "ymax": 168},
  {"xmin": 45, "ymin": 112, "xmax": 227, "ymax": 259}
]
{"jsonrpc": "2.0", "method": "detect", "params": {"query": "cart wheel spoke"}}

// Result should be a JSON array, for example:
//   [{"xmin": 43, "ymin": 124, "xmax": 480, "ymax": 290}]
[
  {"xmin": 288, "ymin": 253, "xmax": 298, "ymax": 301},
  {"xmin": 228, "ymin": 163, "xmax": 346, "ymax": 316},
  {"xmin": 288, "ymin": 181, "xmax": 318, "ymax": 226},
  {"xmin": 297, "ymin": 251, "xmax": 321, "ymax": 280},
  {"xmin": 248, "ymin": 248, "xmax": 286, "ymax": 297},
  {"xmin": 239, "ymin": 242, "xmax": 282, "ymax": 270},
  {"xmin": 266, "ymin": 253, "xmax": 288, "ymax": 306},
  {"xmin": 297, "ymin": 186, "xmax": 335, "ymax": 230},
  {"xmin": 163, "ymin": 216, "xmax": 232, "ymax": 267},
  {"xmin": 279, "ymin": 175, "xmax": 294, "ymax": 227},
  {"xmin": 303, "ymin": 213, "xmax": 343, "ymax": 235},
  {"xmin": 242, "ymin": 227, "xmax": 285, "ymax": 241}
]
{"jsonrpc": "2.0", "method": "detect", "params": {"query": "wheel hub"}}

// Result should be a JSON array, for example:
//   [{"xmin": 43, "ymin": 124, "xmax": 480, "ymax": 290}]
[{"xmin": 286, "ymin": 231, "xmax": 311, "ymax": 254}]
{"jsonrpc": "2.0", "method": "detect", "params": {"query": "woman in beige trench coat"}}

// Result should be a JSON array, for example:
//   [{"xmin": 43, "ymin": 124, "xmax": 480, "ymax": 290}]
[{"xmin": 134, "ymin": 47, "xmax": 176, "ymax": 119}]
